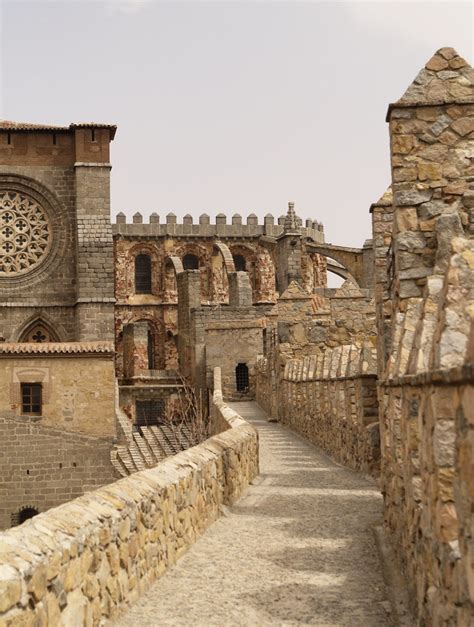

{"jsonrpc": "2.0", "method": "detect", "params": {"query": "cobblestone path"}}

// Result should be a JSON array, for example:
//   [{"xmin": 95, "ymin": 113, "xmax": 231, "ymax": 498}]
[{"xmin": 115, "ymin": 402, "xmax": 392, "ymax": 626}]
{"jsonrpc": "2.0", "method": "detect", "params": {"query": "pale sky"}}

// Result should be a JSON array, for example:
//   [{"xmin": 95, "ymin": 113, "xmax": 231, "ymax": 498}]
[{"xmin": 0, "ymin": 1, "xmax": 473, "ymax": 253}]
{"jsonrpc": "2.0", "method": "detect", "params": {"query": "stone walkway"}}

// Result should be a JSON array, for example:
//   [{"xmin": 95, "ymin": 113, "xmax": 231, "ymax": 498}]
[{"xmin": 114, "ymin": 402, "xmax": 392, "ymax": 626}]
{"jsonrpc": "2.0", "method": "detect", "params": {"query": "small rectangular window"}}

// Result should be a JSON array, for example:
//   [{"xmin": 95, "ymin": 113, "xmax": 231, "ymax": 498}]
[{"xmin": 21, "ymin": 383, "xmax": 42, "ymax": 416}]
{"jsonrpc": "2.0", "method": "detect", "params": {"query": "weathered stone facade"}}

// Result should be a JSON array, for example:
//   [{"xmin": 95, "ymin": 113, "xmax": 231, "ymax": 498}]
[
  {"xmin": 113, "ymin": 209, "xmax": 328, "ymax": 379},
  {"xmin": 257, "ymin": 343, "xmax": 380, "ymax": 477}
]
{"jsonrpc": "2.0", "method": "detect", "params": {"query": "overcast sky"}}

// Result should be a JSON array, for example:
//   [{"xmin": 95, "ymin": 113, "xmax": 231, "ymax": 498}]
[{"xmin": 0, "ymin": 1, "xmax": 472, "ymax": 253}]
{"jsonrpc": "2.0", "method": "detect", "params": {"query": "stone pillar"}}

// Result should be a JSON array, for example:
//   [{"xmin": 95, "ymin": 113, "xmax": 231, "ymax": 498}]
[
  {"xmin": 177, "ymin": 270, "xmax": 201, "ymax": 380},
  {"xmin": 370, "ymin": 187, "xmax": 394, "ymax": 376},
  {"xmin": 275, "ymin": 202, "xmax": 303, "ymax": 294},
  {"xmin": 387, "ymin": 47, "xmax": 473, "ymax": 305},
  {"xmin": 74, "ymin": 128, "xmax": 115, "ymax": 341},
  {"xmin": 228, "ymin": 272, "xmax": 253, "ymax": 307},
  {"xmin": 122, "ymin": 322, "xmax": 148, "ymax": 378}
]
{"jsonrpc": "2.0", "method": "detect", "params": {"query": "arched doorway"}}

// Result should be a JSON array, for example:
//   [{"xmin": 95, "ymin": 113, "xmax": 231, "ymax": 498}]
[{"xmin": 235, "ymin": 363, "xmax": 249, "ymax": 392}]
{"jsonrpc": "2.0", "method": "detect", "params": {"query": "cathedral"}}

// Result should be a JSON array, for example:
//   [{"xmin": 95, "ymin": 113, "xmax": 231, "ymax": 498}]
[{"xmin": 0, "ymin": 119, "xmax": 369, "ymax": 529}]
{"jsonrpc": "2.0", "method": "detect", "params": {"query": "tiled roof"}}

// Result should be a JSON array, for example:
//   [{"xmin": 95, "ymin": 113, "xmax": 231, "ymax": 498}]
[
  {"xmin": 0, "ymin": 120, "xmax": 117, "ymax": 139},
  {"xmin": 0, "ymin": 341, "xmax": 115, "ymax": 355}
]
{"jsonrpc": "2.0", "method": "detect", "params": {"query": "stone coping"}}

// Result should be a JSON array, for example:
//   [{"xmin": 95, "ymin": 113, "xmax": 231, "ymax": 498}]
[
  {"xmin": 0, "ymin": 341, "xmax": 115, "ymax": 356},
  {"xmin": 379, "ymin": 363, "xmax": 474, "ymax": 387},
  {"xmin": 112, "ymin": 222, "xmax": 325, "ymax": 242},
  {"xmin": 284, "ymin": 373, "xmax": 378, "ymax": 384},
  {"xmin": 385, "ymin": 97, "xmax": 474, "ymax": 121},
  {"xmin": 0, "ymin": 367, "xmax": 258, "ymax": 625},
  {"xmin": 0, "ymin": 120, "xmax": 117, "ymax": 139}
]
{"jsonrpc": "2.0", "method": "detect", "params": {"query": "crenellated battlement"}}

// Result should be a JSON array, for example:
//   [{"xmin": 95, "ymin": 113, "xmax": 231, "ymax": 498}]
[{"xmin": 112, "ymin": 211, "xmax": 325, "ymax": 242}]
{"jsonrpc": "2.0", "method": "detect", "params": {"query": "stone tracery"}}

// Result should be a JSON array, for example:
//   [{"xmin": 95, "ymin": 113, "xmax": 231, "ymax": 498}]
[{"xmin": 0, "ymin": 191, "xmax": 51, "ymax": 275}]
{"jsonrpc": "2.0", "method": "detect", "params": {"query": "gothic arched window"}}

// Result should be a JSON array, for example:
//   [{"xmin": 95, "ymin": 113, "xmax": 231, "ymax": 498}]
[
  {"xmin": 183, "ymin": 254, "xmax": 199, "ymax": 270},
  {"xmin": 135, "ymin": 254, "xmax": 152, "ymax": 294}
]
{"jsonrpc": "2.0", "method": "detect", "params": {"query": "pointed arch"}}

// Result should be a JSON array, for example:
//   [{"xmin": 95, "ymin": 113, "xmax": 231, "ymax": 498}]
[{"xmin": 16, "ymin": 315, "xmax": 62, "ymax": 343}]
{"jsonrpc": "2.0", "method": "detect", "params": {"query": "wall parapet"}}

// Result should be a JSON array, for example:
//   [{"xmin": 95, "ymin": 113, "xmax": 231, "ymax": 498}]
[
  {"xmin": 379, "ymin": 362, "xmax": 474, "ymax": 387},
  {"xmin": 256, "ymin": 344, "xmax": 380, "ymax": 476},
  {"xmin": 112, "ymin": 214, "xmax": 325, "ymax": 243},
  {"xmin": 0, "ymin": 367, "xmax": 259, "ymax": 625}
]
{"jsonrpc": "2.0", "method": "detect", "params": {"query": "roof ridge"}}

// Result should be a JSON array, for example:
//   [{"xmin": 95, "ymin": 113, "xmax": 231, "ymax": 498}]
[{"xmin": 0, "ymin": 340, "xmax": 115, "ymax": 355}]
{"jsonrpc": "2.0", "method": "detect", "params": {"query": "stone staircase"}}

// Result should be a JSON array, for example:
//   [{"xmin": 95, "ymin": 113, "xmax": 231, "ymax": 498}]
[{"xmin": 111, "ymin": 408, "xmax": 200, "ymax": 477}]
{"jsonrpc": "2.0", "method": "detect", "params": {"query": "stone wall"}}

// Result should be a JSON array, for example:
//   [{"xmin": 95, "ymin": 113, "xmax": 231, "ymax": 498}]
[
  {"xmin": 0, "ymin": 416, "xmax": 118, "ymax": 530},
  {"xmin": 0, "ymin": 367, "xmax": 259, "ymax": 625},
  {"xmin": 379, "ymin": 236, "xmax": 474, "ymax": 623},
  {"xmin": 0, "ymin": 345, "xmax": 116, "ymax": 438},
  {"xmin": 379, "ymin": 48, "xmax": 474, "ymax": 624},
  {"xmin": 257, "ymin": 343, "xmax": 380, "ymax": 476}
]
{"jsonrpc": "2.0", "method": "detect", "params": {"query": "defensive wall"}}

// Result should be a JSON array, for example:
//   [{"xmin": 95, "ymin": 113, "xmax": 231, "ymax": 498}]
[
  {"xmin": 0, "ymin": 367, "xmax": 258, "ymax": 625},
  {"xmin": 113, "ymin": 211, "xmax": 325, "ymax": 240},
  {"xmin": 1, "ymin": 47, "xmax": 474, "ymax": 627},
  {"xmin": 255, "ymin": 47, "xmax": 474, "ymax": 624},
  {"xmin": 257, "ymin": 343, "xmax": 380, "ymax": 478}
]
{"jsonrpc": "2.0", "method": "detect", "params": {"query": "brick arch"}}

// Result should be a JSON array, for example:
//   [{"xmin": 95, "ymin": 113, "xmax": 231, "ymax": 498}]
[
  {"xmin": 229, "ymin": 244, "xmax": 258, "ymax": 300},
  {"xmin": 174, "ymin": 242, "xmax": 210, "ymax": 266},
  {"xmin": 213, "ymin": 241, "xmax": 236, "ymax": 275},
  {"xmin": 171, "ymin": 244, "xmax": 211, "ymax": 303},
  {"xmin": 11, "ymin": 504, "xmax": 39, "ymax": 527},
  {"xmin": 163, "ymin": 255, "xmax": 184, "ymax": 275},
  {"xmin": 129, "ymin": 314, "xmax": 164, "ymax": 371},
  {"xmin": 127, "ymin": 242, "xmax": 161, "ymax": 295},
  {"xmin": 229, "ymin": 244, "xmax": 257, "ymax": 265},
  {"xmin": 300, "ymin": 247, "xmax": 328, "ymax": 293},
  {"xmin": 115, "ymin": 311, "xmax": 166, "ymax": 375}
]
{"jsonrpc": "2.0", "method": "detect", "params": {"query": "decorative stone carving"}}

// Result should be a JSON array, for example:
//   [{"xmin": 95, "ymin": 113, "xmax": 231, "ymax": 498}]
[{"xmin": 0, "ymin": 191, "xmax": 51, "ymax": 275}]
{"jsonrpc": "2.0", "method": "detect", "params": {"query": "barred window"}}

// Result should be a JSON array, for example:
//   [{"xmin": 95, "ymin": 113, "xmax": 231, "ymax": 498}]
[
  {"xmin": 21, "ymin": 383, "xmax": 42, "ymax": 415},
  {"xmin": 135, "ymin": 254, "xmax": 152, "ymax": 294},
  {"xmin": 11, "ymin": 506, "xmax": 39, "ymax": 527},
  {"xmin": 135, "ymin": 399, "xmax": 165, "ymax": 428}
]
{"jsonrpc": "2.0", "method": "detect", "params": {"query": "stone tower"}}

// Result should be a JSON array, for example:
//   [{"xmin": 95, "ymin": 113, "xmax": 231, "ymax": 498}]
[
  {"xmin": 275, "ymin": 202, "xmax": 303, "ymax": 294},
  {"xmin": 0, "ymin": 121, "xmax": 116, "ymax": 342}
]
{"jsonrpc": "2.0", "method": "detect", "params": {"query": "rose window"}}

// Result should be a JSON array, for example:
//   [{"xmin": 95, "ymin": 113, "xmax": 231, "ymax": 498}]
[{"xmin": 0, "ymin": 191, "xmax": 51, "ymax": 275}]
